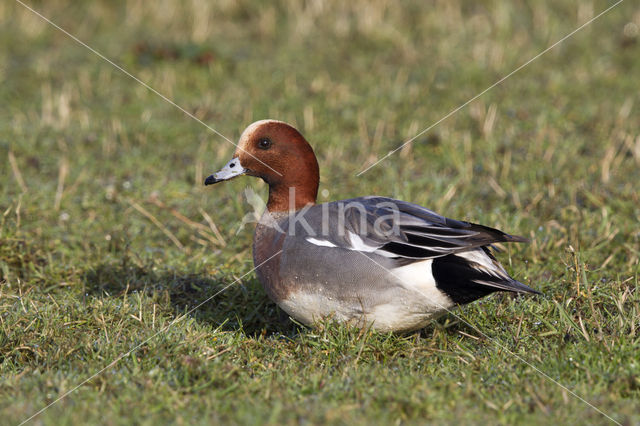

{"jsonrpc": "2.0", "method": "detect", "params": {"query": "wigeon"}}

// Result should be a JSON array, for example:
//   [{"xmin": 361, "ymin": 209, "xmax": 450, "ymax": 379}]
[{"xmin": 205, "ymin": 120, "xmax": 538, "ymax": 332}]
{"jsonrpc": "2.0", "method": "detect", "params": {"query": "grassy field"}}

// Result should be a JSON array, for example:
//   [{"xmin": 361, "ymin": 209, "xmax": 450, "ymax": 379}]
[{"xmin": 1, "ymin": 0, "xmax": 639, "ymax": 424}]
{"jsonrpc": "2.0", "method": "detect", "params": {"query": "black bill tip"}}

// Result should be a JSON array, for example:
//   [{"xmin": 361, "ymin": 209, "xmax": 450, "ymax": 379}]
[{"xmin": 204, "ymin": 175, "xmax": 219, "ymax": 185}]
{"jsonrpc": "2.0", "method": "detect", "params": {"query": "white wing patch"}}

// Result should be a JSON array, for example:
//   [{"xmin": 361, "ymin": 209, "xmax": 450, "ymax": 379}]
[
  {"xmin": 347, "ymin": 231, "xmax": 379, "ymax": 252},
  {"xmin": 344, "ymin": 231, "xmax": 397, "ymax": 258},
  {"xmin": 305, "ymin": 237, "xmax": 338, "ymax": 248},
  {"xmin": 305, "ymin": 233, "xmax": 396, "ymax": 257}
]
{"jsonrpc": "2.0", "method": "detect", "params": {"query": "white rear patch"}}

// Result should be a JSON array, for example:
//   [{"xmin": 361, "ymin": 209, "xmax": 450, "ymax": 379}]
[{"xmin": 391, "ymin": 259, "xmax": 453, "ymax": 310}]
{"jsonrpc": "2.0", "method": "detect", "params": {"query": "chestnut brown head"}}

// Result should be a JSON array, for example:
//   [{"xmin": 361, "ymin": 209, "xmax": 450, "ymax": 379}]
[{"xmin": 205, "ymin": 120, "xmax": 320, "ymax": 212}]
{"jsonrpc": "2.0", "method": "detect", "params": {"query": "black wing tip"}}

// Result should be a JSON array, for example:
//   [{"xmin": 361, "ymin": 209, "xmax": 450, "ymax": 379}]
[
  {"xmin": 506, "ymin": 279, "xmax": 542, "ymax": 295},
  {"xmin": 505, "ymin": 234, "xmax": 530, "ymax": 244},
  {"xmin": 464, "ymin": 221, "xmax": 530, "ymax": 245}
]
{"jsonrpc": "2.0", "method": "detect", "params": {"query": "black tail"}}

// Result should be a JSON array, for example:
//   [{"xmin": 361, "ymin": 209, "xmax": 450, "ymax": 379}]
[{"xmin": 432, "ymin": 251, "xmax": 539, "ymax": 305}]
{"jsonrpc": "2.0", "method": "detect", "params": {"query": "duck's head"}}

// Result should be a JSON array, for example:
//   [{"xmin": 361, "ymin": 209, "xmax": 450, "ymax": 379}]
[{"xmin": 205, "ymin": 120, "xmax": 320, "ymax": 212}]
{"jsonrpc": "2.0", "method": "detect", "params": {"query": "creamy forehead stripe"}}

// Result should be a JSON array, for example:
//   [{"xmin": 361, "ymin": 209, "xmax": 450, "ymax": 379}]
[{"xmin": 239, "ymin": 119, "xmax": 289, "ymax": 143}]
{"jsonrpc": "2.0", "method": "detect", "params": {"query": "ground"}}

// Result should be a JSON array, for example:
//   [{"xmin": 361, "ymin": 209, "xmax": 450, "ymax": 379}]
[{"xmin": 1, "ymin": 0, "xmax": 639, "ymax": 424}]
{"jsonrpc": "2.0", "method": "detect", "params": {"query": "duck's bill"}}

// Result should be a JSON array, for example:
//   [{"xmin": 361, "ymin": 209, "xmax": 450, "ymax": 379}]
[{"xmin": 204, "ymin": 157, "xmax": 247, "ymax": 185}]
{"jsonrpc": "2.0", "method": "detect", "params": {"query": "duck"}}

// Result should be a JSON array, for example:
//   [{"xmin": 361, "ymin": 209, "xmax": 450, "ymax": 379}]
[{"xmin": 204, "ymin": 120, "xmax": 538, "ymax": 332}]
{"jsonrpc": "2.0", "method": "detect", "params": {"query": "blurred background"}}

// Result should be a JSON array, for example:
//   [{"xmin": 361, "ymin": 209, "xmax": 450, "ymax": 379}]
[{"xmin": 1, "ymin": 1, "xmax": 639, "ymax": 424}]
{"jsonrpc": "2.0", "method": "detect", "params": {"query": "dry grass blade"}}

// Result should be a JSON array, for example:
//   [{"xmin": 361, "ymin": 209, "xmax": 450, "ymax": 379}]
[
  {"xmin": 198, "ymin": 207, "xmax": 226, "ymax": 246},
  {"xmin": 54, "ymin": 158, "xmax": 69, "ymax": 211},
  {"xmin": 8, "ymin": 152, "xmax": 28, "ymax": 193},
  {"xmin": 126, "ymin": 198, "xmax": 185, "ymax": 251},
  {"xmin": 149, "ymin": 195, "xmax": 225, "ymax": 247}
]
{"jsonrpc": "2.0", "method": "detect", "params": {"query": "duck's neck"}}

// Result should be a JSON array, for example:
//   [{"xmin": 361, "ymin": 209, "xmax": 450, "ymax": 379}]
[
  {"xmin": 264, "ymin": 139, "xmax": 320, "ymax": 213},
  {"xmin": 267, "ymin": 182, "xmax": 318, "ymax": 212}
]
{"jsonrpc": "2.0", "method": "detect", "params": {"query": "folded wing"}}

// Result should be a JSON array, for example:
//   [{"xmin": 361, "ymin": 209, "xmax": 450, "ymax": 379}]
[{"xmin": 302, "ymin": 196, "xmax": 527, "ymax": 260}]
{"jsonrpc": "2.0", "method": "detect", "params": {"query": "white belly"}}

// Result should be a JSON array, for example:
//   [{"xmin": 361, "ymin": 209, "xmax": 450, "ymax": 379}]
[{"xmin": 278, "ymin": 259, "xmax": 455, "ymax": 332}]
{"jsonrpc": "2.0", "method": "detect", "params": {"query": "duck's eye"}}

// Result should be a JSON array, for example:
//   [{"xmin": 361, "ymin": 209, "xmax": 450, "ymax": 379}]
[{"xmin": 257, "ymin": 138, "xmax": 272, "ymax": 150}]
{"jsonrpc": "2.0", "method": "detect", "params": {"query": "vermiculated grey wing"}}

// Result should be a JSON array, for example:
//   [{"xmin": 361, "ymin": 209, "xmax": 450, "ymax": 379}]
[{"xmin": 294, "ymin": 197, "xmax": 527, "ymax": 260}]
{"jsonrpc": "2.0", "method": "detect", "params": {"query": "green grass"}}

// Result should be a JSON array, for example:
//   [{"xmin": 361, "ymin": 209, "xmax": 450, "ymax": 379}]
[{"xmin": 1, "ymin": 0, "xmax": 639, "ymax": 424}]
